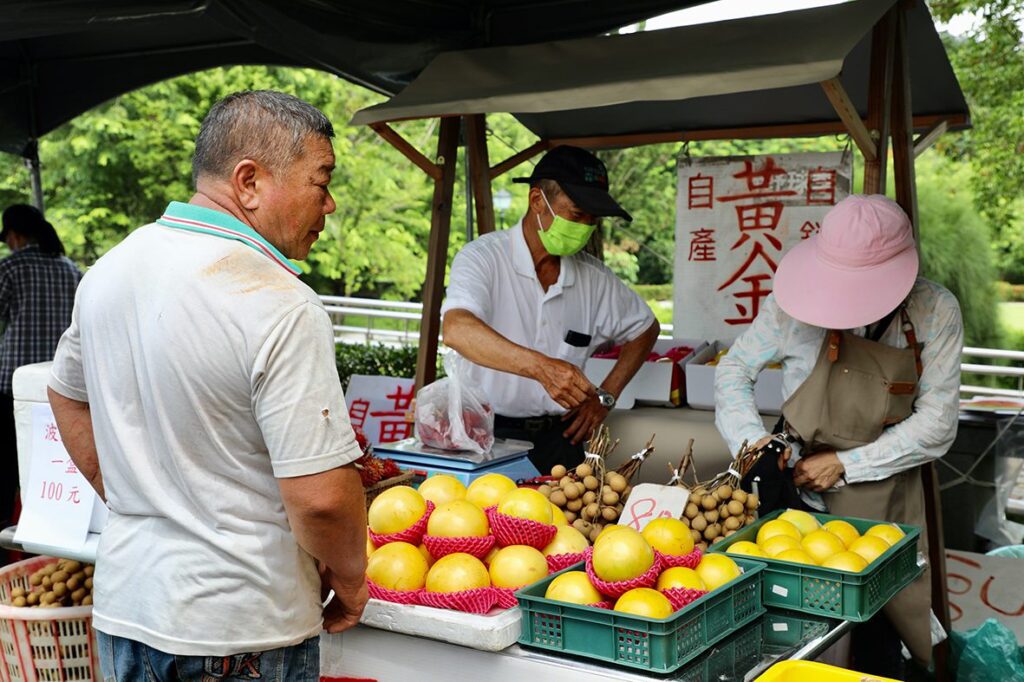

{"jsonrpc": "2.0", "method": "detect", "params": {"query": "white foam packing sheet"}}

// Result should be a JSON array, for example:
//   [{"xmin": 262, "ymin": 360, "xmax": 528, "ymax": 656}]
[{"xmin": 359, "ymin": 599, "xmax": 521, "ymax": 652}]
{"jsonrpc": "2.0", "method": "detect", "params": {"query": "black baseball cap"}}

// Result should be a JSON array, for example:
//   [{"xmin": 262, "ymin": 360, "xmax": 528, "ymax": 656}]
[{"xmin": 513, "ymin": 145, "xmax": 632, "ymax": 222}]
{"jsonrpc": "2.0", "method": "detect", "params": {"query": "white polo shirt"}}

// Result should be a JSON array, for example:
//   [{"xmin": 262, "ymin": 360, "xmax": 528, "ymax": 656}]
[
  {"xmin": 441, "ymin": 221, "xmax": 655, "ymax": 418},
  {"xmin": 49, "ymin": 202, "xmax": 362, "ymax": 655}
]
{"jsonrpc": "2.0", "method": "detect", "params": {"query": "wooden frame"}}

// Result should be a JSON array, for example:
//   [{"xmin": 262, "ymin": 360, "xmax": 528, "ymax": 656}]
[{"xmin": 864, "ymin": 7, "xmax": 897, "ymax": 194}]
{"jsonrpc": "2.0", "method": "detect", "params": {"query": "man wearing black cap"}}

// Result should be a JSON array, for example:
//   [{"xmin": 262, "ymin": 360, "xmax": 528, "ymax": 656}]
[{"xmin": 441, "ymin": 146, "xmax": 660, "ymax": 472}]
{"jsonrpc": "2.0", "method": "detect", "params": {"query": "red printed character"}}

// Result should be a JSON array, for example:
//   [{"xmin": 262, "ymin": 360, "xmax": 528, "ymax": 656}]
[
  {"xmin": 348, "ymin": 398, "xmax": 370, "ymax": 430},
  {"xmin": 370, "ymin": 384, "xmax": 415, "ymax": 443},
  {"xmin": 43, "ymin": 422, "xmax": 61, "ymax": 443},
  {"xmin": 799, "ymin": 220, "xmax": 821, "ymax": 240},
  {"xmin": 688, "ymin": 228, "xmax": 717, "ymax": 262},
  {"xmin": 806, "ymin": 168, "xmax": 838, "ymax": 205},
  {"xmin": 687, "ymin": 174, "xmax": 714, "ymax": 209},
  {"xmin": 66, "ymin": 486, "xmax": 81, "ymax": 505},
  {"xmin": 65, "ymin": 460, "xmax": 79, "ymax": 475}
]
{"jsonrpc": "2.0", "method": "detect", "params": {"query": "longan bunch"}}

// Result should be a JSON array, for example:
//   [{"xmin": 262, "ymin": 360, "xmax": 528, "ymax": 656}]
[
  {"xmin": 538, "ymin": 463, "xmax": 632, "ymax": 544},
  {"xmin": 681, "ymin": 485, "xmax": 759, "ymax": 552},
  {"xmin": 5, "ymin": 559, "xmax": 95, "ymax": 609}
]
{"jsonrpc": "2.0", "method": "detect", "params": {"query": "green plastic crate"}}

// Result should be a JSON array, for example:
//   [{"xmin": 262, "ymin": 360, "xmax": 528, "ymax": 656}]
[
  {"xmin": 675, "ymin": 618, "xmax": 765, "ymax": 682},
  {"xmin": 515, "ymin": 558, "xmax": 766, "ymax": 674},
  {"xmin": 710, "ymin": 510, "xmax": 923, "ymax": 622},
  {"xmin": 761, "ymin": 612, "xmax": 832, "ymax": 652}
]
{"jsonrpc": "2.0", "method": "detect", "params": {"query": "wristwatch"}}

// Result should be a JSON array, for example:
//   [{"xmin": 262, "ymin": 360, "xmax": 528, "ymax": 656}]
[{"xmin": 597, "ymin": 388, "xmax": 616, "ymax": 409}]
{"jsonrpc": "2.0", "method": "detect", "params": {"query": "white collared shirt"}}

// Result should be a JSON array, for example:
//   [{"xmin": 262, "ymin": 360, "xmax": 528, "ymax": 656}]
[
  {"xmin": 714, "ymin": 278, "xmax": 963, "ymax": 484},
  {"xmin": 441, "ymin": 221, "xmax": 655, "ymax": 418}
]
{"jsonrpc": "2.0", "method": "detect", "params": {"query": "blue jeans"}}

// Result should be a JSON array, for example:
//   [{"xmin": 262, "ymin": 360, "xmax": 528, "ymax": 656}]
[{"xmin": 97, "ymin": 631, "xmax": 320, "ymax": 682}]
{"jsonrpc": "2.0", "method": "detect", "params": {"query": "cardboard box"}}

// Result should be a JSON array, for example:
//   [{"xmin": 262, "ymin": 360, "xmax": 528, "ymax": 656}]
[
  {"xmin": 685, "ymin": 341, "xmax": 784, "ymax": 415},
  {"xmin": 584, "ymin": 338, "xmax": 707, "ymax": 409}
]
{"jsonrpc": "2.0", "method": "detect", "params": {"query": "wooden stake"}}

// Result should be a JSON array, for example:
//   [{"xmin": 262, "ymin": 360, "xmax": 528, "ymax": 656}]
[
  {"xmin": 890, "ymin": 5, "xmax": 918, "ymax": 236},
  {"xmin": 820, "ymin": 78, "xmax": 877, "ymax": 162},
  {"xmin": 465, "ymin": 114, "xmax": 496, "ymax": 235},
  {"xmin": 370, "ymin": 123, "xmax": 441, "ymax": 180},
  {"xmin": 863, "ymin": 8, "xmax": 896, "ymax": 194}
]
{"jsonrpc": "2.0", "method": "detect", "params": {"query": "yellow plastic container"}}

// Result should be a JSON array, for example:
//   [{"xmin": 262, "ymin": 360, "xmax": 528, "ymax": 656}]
[{"xmin": 756, "ymin": 660, "xmax": 898, "ymax": 681}]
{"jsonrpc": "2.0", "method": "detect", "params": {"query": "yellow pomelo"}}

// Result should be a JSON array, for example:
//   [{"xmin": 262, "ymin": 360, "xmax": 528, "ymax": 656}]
[
  {"xmin": 801, "ymin": 530, "xmax": 846, "ymax": 564},
  {"xmin": 822, "ymin": 551, "xmax": 869, "ymax": 573},
  {"xmin": 425, "ymin": 553, "xmax": 490, "ymax": 593},
  {"xmin": 543, "ymin": 525, "xmax": 590, "ymax": 557},
  {"xmin": 368, "ymin": 486, "xmax": 427, "ymax": 534},
  {"xmin": 482, "ymin": 546, "xmax": 500, "ymax": 567},
  {"xmin": 726, "ymin": 540, "xmax": 766, "ymax": 558},
  {"xmin": 545, "ymin": 571, "xmax": 604, "ymax": 605},
  {"xmin": 488, "ymin": 545, "xmax": 549, "ymax": 589},
  {"xmin": 756, "ymin": 519, "xmax": 802, "ymax": 545},
  {"xmin": 427, "ymin": 500, "xmax": 490, "ymax": 537},
  {"xmin": 695, "ymin": 554, "xmax": 741, "ymax": 591},
  {"xmin": 865, "ymin": 524, "xmax": 905, "ymax": 547},
  {"xmin": 497, "ymin": 488, "xmax": 554, "ymax": 524},
  {"xmin": 550, "ymin": 503, "xmax": 568, "ymax": 526},
  {"xmin": 418, "ymin": 543, "xmax": 435, "ymax": 567},
  {"xmin": 366, "ymin": 541, "xmax": 429, "ymax": 591},
  {"xmin": 641, "ymin": 518, "xmax": 695, "ymax": 557},
  {"xmin": 656, "ymin": 567, "xmax": 706, "ymax": 592},
  {"xmin": 595, "ymin": 525, "xmax": 629, "ymax": 543},
  {"xmin": 591, "ymin": 527, "xmax": 655, "ymax": 582},
  {"xmin": 775, "ymin": 549, "xmax": 818, "ymax": 566},
  {"xmin": 848, "ymin": 535, "xmax": 891, "ymax": 564},
  {"xmin": 366, "ymin": 531, "xmax": 376, "ymax": 558},
  {"xmin": 779, "ymin": 509, "xmax": 821, "ymax": 536},
  {"xmin": 465, "ymin": 474, "xmax": 517, "ymax": 509},
  {"xmin": 417, "ymin": 474, "xmax": 467, "ymax": 506},
  {"xmin": 822, "ymin": 520, "xmax": 860, "ymax": 548},
  {"xmin": 614, "ymin": 588, "xmax": 673, "ymax": 619},
  {"xmin": 759, "ymin": 535, "xmax": 802, "ymax": 557}
]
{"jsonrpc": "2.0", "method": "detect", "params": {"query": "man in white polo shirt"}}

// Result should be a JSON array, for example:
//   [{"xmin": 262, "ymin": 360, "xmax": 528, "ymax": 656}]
[
  {"xmin": 442, "ymin": 146, "xmax": 659, "ymax": 472},
  {"xmin": 46, "ymin": 91, "xmax": 366, "ymax": 681}
]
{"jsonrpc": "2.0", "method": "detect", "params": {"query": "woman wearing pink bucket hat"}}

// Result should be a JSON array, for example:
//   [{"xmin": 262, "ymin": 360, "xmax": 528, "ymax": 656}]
[{"xmin": 715, "ymin": 194, "xmax": 964, "ymax": 676}]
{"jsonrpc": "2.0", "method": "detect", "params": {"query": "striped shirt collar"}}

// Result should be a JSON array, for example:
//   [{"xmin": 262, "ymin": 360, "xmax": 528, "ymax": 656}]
[{"xmin": 156, "ymin": 201, "xmax": 301, "ymax": 276}]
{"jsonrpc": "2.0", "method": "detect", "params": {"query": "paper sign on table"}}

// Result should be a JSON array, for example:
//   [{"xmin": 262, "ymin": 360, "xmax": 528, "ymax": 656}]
[
  {"xmin": 946, "ymin": 550, "xmax": 1024, "ymax": 643},
  {"xmin": 618, "ymin": 483, "xmax": 690, "ymax": 532},
  {"xmin": 345, "ymin": 375, "xmax": 416, "ymax": 446},
  {"xmin": 14, "ymin": 404, "xmax": 103, "ymax": 553}
]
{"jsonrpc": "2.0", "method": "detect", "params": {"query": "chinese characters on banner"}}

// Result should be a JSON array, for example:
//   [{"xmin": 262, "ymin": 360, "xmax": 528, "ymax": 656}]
[
  {"xmin": 345, "ymin": 375, "xmax": 416, "ymax": 446},
  {"xmin": 674, "ymin": 153, "xmax": 852, "ymax": 343},
  {"xmin": 14, "ymin": 404, "xmax": 105, "ymax": 552}
]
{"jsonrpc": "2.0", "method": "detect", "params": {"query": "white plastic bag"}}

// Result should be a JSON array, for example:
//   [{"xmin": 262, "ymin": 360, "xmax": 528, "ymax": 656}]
[{"xmin": 415, "ymin": 353, "xmax": 494, "ymax": 453}]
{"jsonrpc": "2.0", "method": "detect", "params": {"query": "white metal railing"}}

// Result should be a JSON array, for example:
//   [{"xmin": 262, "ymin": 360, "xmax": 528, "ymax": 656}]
[{"xmin": 322, "ymin": 296, "xmax": 1024, "ymax": 397}]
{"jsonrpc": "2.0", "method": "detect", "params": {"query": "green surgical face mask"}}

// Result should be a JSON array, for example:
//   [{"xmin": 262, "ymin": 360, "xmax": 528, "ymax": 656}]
[{"xmin": 536, "ymin": 191, "xmax": 595, "ymax": 256}]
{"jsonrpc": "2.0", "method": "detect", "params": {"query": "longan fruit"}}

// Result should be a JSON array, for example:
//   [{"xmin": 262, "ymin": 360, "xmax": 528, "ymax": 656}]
[
  {"xmin": 622, "ymin": 486, "xmax": 632, "ymax": 500},
  {"xmin": 566, "ymin": 498, "xmax": 583, "ymax": 512},
  {"xmin": 589, "ymin": 527, "xmax": 602, "ymax": 544},
  {"xmin": 582, "ymin": 491, "xmax": 597, "ymax": 505},
  {"xmin": 52, "ymin": 583, "xmax": 68, "ymax": 598},
  {"xmin": 609, "ymin": 475, "xmax": 627, "ymax": 493},
  {"xmin": 550, "ymin": 490, "xmax": 567, "ymax": 507},
  {"xmin": 29, "ymin": 574, "xmax": 42, "ymax": 587},
  {"xmin": 576, "ymin": 463, "xmax": 593, "ymax": 478},
  {"xmin": 728, "ymin": 500, "xmax": 745, "ymax": 516},
  {"xmin": 701, "ymin": 496, "xmax": 718, "ymax": 511},
  {"xmin": 697, "ymin": 542, "xmax": 708, "ymax": 553},
  {"xmin": 718, "ymin": 504, "xmax": 731, "ymax": 519},
  {"xmin": 84, "ymin": 578, "xmax": 93, "ymax": 590},
  {"xmin": 83, "ymin": 565, "xmax": 95, "ymax": 577},
  {"xmin": 680, "ymin": 516, "xmax": 691, "ymax": 528},
  {"xmin": 42, "ymin": 576, "xmax": 52, "ymax": 588},
  {"xmin": 41, "ymin": 564, "xmax": 57, "ymax": 576},
  {"xmin": 744, "ymin": 514, "xmax": 756, "ymax": 526},
  {"xmin": 703, "ymin": 509, "xmax": 719, "ymax": 524},
  {"xmin": 575, "ymin": 482, "xmax": 586, "ymax": 496},
  {"xmin": 724, "ymin": 516, "xmax": 741, "ymax": 531},
  {"xmin": 746, "ymin": 494, "xmax": 759, "ymax": 510},
  {"xmin": 51, "ymin": 570, "xmax": 69, "ymax": 583},
  {"xmin": 572, "ymin": 519, "xmax": 591, "ymax": 535},
  {"xmin": 691, "ymin": 529, "xmax": 702, "ymax": 542},
  {"xmin": 563, "ymin": 485, "xmax": 580, "ymax": 501},
  {"xmin": 601, "ymin": 507, "xmax": 618, "ymax": 522},
  {"xmin": 732, "ymin": 489, "xmax": 748, "ymax": 505},
  {"xmin": 71, "ymin": 588, "xmax": 87, "ymax": 603},
  {"xmin": 716, "ymin": 485, "xmax": 734, "ymax": 500},
  {"xmin": 585, "ymin": 502, "xmax": 600, "ymax": 519},
  {"xmin": 26, "ymin": 592, "xmax": 39, "ymax": 606},
  {"xmin": 63, "ymin": 561, "xmax": 82, "ymax": 574},
  {"xmin": 712, "ymin": 534, "xmax": 727, "ymax": 544},
  {"xmin": 552, "ymin": 465, "xmax": 567, "ymax": 478},
  {"xmin": 10, "ymin": 587, "xmax": 25, "ymax": 599},
  {"xmin": 82, "ymin": 595, "xmax": 93, "ymax": 606},
  {"xmin": 564, "ymin": 510, "xmax": 578, "ymax": 523},
  {"xmin": 691, "ymin": 515, "xmax": 708, "ymax": 532},
  {"xmin": 40, "ymin": 591, "xmax": 55, "ymax": 605},
  {"xmin": 684, "ymin": 503, "xmax": 699, "ymax": 519},
  {"xmin": 602, "ymin": 490, "xmax": 619, "ymax": 506},
  {"xmin": 703, "ymin": 524, "xmax": 721, "ymax": 541},
  {"xmin": 12, "ymin": 596, "xmax": 26, "ymax": 607},
  {"xmin": 559, "ymin": 476, "xmax": 574, "ymax": 490},
  {"xmin": 724, "ymin": 529, "xmax": 737, "ymax": 538},
  {"xmin": 538, "ymin": 485, "xmax": 552, "ymax": 498},
  {"xmin": 583, "ymin": 475, "xmax": 599, "ymax": 491}
]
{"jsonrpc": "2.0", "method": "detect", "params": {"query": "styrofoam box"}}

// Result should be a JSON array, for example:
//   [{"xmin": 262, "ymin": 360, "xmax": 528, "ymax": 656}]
[
  {"xmin": 584, "ymin": 338, "xmax": 707, "ymax": 409},
  {"xmin": 360, "ymin": 598, "xmax": 521, "ymax": 652},
  {"xmin": 685, "ymin": 342, "xmax": 784, "ymax": 415},
  {"xmin": 12, "ymin": 361, "xmax": 53, "ymax": 497}
]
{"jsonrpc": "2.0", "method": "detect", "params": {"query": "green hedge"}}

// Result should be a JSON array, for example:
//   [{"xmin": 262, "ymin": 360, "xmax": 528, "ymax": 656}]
[
  {"xmin": 335, "ymin": 342, "xmax": 444, "ymax": 390},
  {"xmin": 996, "ymin": 282, "xmax": 1024, "ymax": 303},
  {"xmin": 630, "ymin": 284, "xmax": 673, "ymax": 301}
]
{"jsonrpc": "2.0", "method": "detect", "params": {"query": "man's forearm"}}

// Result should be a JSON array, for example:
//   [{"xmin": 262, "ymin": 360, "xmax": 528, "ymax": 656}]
[
  {"xmin": 46, "ymin": 387, "xmax": 105, "ymax": 501},
  {"xmin": 442, "ymin": 309, "xmax": 543, "ymax": 382},
  {"xmin": 600, "ymin": 321, "xmax": 660, "ymax": 398}
]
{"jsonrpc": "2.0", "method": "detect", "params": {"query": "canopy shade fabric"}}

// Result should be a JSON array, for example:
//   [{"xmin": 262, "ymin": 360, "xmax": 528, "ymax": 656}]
[
  {"xmin": 0, "ymin": 0, "xmax": 708, "ymax": 157},
  {"xmin": 351, "ymin": 0, "xmax": 969, "ymax": 141}
]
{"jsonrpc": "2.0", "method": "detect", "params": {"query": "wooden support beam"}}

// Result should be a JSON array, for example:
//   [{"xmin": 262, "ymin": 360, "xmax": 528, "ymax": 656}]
[
  {"xmin": 415, "ymin": 117, "xmax": 461, "ymax": 390},
  {"xmin": 820, "ymin": 78, "xmax": 877, "ymax": 161},
  {"xmin": 914, "ymin": 119, "xmax": 949, "ymax": 158},
  {"xmin": 490, "ymin": 140, "xmax": 548, "ymax": 179},
  {"xmin": 465, "ymin": 114, "xmax": 496, "ymax": 235},
  {"xmin": 371, "ymin": 123, "xmax": 442, "ymax": 180},
  {"xmin": 923, "ymin": 462, "xmax": 953, "ymax": 682},
  {"xmin": 544, "ymin": 114, "xmax": 967, "ymax": 151},
  {"xmin": 863, "ymin": 8, "xmax": 896, "ymax": 194},
  {"xmin": 890, "ymin": 5, "xmax": 918, "ymax": 236}
]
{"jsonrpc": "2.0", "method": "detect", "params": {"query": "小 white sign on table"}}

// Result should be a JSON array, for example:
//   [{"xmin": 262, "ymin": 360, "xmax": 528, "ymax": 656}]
[{"xmin": 619, "ymin": 483, "xmax": 690, "ymax": 532}]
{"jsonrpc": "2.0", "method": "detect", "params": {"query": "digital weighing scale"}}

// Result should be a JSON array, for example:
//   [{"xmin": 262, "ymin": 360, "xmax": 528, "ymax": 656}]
[{"xmin": 374, "ymin": 438, "xmax": 540, "ymax": 485}]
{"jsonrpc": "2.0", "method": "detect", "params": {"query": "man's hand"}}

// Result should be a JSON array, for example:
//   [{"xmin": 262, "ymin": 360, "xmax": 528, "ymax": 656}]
[
  {"xmin": 533, "ymin": 357, "xmax": 596, "ymax": 409},
  {"xmin": 320, "ymin": 565, "xmax": 368, "ymax": 634},
  {"xmin": 793, "ymin": 451, "xmax": 845, "ymax": 492},
  {"xmin": 562, "ymin": 396, "xmax": 610, "ymax": 445}
]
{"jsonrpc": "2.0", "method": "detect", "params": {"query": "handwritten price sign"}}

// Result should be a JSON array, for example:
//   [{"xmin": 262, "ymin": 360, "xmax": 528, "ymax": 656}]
[
  {"xmin": 946, "ymin": 550, "xmax": 1024, "ymax": 640},
  {"xmin": 620, "ymin": 484, "xmax": 690, "ymax": 532},
  {"xmin": 14, "ymin": 404, "xmax": 103, "ymax": 553}
]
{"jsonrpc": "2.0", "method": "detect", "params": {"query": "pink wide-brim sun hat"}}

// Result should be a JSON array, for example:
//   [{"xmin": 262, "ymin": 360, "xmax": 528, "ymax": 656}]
[{"xmin": 773, "ymin": 194, "xmax": 919, "ymax": 330}]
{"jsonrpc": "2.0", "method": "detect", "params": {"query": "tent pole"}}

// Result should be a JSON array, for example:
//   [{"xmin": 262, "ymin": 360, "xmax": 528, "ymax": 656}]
[
  {"xmin": 465, "ymin": 115, "xmax": 496, "ymax": 235},
  {"xmin": 820, "ymin": 78, "xmax": 877, "ymax": 162},
  {"xmin": 415, "ymin": 117, "xmax": 461, "ymax": 390},
  {"xmin": 863, "ymin": 7, "xmax": 896, "ymax": 195},
  {"xmin": 24, "ymin": 140, "xmax": 44, "ymax": 213},
  {"xmin": 890, "ymin": 6, "xmax": 918, "ymax": 235}
]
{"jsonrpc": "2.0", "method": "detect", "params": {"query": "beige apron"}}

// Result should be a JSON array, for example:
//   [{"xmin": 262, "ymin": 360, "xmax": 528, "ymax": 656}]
[{"xmin": 782, "ymin": 309, "xmax": 933, "ymax": 664}]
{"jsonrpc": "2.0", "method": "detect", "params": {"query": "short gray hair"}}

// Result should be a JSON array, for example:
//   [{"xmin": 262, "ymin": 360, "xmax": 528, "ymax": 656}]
[
  {"xmin": 192, "ymin": 90, "xmax": 334, "ymax": 187},
  {"xmin": 531, "ymin": 179, "xmax": 563, "ymax": 199}
]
